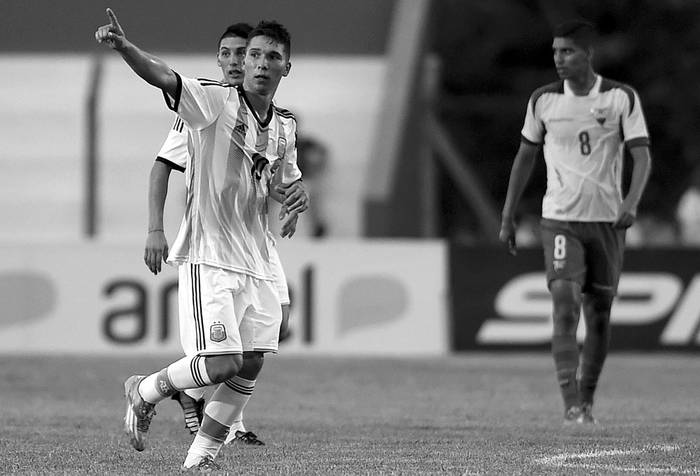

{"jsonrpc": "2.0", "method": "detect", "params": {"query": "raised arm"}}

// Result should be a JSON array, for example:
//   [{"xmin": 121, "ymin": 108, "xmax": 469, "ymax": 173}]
[
  {"xmin": 499, "ymin": 141, "xmax": 540, "ymax": 255},
  {"xmin": 614, "ymin": 145, "xmax": 652, "ymax": 229},
  {"xmin": 95, "ymin": 8, "xmax": 178, "ymax": 97}
]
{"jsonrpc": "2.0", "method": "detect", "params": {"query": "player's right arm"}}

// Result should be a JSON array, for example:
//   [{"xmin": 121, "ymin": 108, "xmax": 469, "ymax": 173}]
[
  {"xmin": 499, "ymin": 141, "xmax": 540, "ymax": 255},
  {"xmin": 95, "ymin": 8, "xmax": 178, "ymax": 98},
  {"xmin": 144, "ymin": 120, "xmax": 189, "ymax": 274},
  {"xmin": 144, "ymin": 161, "xmax": 171, "ymax": 275},
  {"xmin": 499, "ymin": 93, "xmax": 544, "ymax": 255}
]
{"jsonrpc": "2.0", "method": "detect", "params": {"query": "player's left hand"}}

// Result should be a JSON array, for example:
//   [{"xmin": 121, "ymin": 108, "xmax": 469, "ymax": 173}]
[
  {"xmin": 275, "ymin": 181, "xmax": 308, "ymax": 218},
  {"xmin": 613, "ymin": 209, "xmax": 636, "ymax": 229},
  {"xmin": 280, "ymin": 212, "xmax": 299, "ymax": 238}
]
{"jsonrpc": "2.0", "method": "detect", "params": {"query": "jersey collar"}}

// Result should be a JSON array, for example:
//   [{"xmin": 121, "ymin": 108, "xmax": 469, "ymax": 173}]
[
  {"xmin": 237, "ymin": 85, "xmax": 274, "ymax": 127},
  {"xmin": 564, "ymin": 74, "xmax": 601, "ymax": 98}
]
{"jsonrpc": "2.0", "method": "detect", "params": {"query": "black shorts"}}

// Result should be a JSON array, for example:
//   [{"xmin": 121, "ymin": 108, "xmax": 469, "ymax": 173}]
[{"xmin": 540, "ymin": 219, "xmax": 625, "ymax": 296}]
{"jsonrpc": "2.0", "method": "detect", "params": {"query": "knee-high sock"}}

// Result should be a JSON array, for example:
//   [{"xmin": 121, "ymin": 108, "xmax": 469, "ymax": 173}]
[
  {"xmin": 138, "ymin": 354, "xmax": 213, "ymax": 404},
  {"xmin": 551, "ymin": 334, "xmax": 580, "ymax": 409},
  {"xmin": 185, "ymin": 380, "xmax": 248, "ymax": 465},
  {"xmin": 184, "ymin": 387, "xmax": 207, "ymax": 401},
  {"xmin": 183, "ymin": 393, "xmax": 228, "ymax": 469},
  {"xmin": 580, "ymin": 321, "xmax": 610, "ymax": 405},
  {"xmin": 223, "ymin": 376, "xmax": 255, "ymax": 439}
]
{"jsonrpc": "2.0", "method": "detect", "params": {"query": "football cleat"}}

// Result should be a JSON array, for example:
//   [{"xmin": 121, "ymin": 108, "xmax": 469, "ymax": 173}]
[
  {"xmin": 183, "ymin": 455, "xmax": 221, "ymax": 473},
  {"xmin": 171, "ymin": 391, "xmax": 205, "ymax": 435},
  {"xmin": 123, "ymin": 375, "xmax": 157, "ymax": 451},
  {"xmin": 578, "ymin": 402, "xmax": 597, "ymax": 425},
  {"xmin": 231, "ymin": 430, "xmax": 265, "ymax": 446},
  {"xmin": 563, "ymin": 405, "xmax": 582, "ymax": 426}
]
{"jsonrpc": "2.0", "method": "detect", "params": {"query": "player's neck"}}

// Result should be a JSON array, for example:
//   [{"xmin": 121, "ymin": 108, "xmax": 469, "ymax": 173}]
[
  {"xmin": 242, "ymin": 88, "xmax": 273, "ymax": 122},
  {"xmin": 567, "ymin": 70, "xmax": 597, "ymax": 96}
]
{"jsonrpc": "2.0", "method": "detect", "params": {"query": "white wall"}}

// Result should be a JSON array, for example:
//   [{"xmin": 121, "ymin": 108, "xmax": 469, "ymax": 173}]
[
  {"xmin": 0, "ymin": 55, "xmax": 90, "ymax": 240},
  {"xmin": 1, "ymin": 54, "xmax": 386, "ymax": 240}
]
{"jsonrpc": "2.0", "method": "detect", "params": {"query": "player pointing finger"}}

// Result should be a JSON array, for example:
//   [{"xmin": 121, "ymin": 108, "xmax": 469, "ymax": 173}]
[{"xmin": 95, "ymin": 8, "xmax": 126, "ymax": 50}]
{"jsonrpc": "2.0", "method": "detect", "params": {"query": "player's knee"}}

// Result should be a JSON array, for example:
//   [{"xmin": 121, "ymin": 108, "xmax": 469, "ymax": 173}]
[
  {"xmin": 552, "ymin": 301, "xmax": 580, "ymax": 334},
  {"xmin": 583, "ymin": 295, "xmax": 613, "ymax": 334},
  {"xmin": 239, "ymin": 352, "xmax": 264, "ymax": 379},
  {"xmin": 204, "ymin": 354, "xmax": 243, "ymax": 383},
  {"xmin": 550, "ymin": 280, "xmax": 581, "ymax": 332},
  {"xmin": 584, "ymin": 294, "xmax": 613, "ymax": 315}
]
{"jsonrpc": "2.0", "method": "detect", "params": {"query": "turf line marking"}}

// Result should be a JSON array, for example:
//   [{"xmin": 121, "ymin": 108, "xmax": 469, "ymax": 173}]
[
  {"xmin": 555, "ymin": 463, "xmax": 698, "ymax": 474},
  {"xmin": 534, "ymin": 444, "xmax": 692, "ymax": 474}
]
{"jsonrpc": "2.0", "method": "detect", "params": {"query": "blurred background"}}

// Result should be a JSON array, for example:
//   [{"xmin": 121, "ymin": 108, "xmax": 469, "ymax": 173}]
[{"xmin": 1, "ymin": 0, "xmax": 699, "ymax": 356}]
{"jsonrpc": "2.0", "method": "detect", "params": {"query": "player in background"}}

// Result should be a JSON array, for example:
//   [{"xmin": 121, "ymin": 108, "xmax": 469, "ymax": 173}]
[
  {"xmin": 144, "ymin": 22, "xmax": 307, "ymax": 446},
  {"xmin": 498, "ymin": 20, "xmax": 652, "ymax": 425},
  {"xmin": 97, "ymin": 10, "xmax": 302, "ymax": 470}
]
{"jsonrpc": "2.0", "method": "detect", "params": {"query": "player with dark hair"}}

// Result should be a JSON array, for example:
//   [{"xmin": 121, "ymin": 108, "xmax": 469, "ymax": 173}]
[
  {"xmin": 499, "ymin": 20, "xmax": 652, "ymax": 425},
  {"xmin": 97, "ymin": 11, "xmax": 303, "ymax": 470},
  {"xmin": 144, "ymin": 21, "xmax": 305, "ymax": 446}
]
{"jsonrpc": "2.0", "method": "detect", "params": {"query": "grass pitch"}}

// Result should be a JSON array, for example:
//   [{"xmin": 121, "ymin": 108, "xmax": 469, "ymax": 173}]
[{"xmin": 1, "ymin": 353, "xmax": 698, "ymax": 475}]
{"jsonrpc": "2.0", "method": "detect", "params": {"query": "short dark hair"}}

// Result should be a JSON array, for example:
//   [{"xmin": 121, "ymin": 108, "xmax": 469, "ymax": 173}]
[
  {"xmin": 552, "ymin": 20, "xmax": 596, "ymax": 50},
  {"xmin": 248, "ymin": 20, "xmax": 292, "ymax": 59},
  {"xmin": 217, "ymin": 23, "xmax": 253, "ymax": 50}
]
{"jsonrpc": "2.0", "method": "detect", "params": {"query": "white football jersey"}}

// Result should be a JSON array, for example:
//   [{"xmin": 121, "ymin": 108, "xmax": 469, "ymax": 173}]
[
  {"xmin": 155, "ymin": 117, "xmax": 188, "ymax": 172},
  {"xmin": 521, "ymin": 75, "xmax": 650, "ymax": 221},
  {"xmin": 163, "ymin": 73, "xmax": 302, "ymax": 280}
]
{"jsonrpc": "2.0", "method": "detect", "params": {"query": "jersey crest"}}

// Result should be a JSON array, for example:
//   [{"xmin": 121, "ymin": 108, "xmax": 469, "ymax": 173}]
[
  {"xmin": 277, "ymin": 137, "xmax": 287, "ymax": 159},
  {"xmin": 590, "ymin": 107, "xmax": 608, "ymax": 125}
]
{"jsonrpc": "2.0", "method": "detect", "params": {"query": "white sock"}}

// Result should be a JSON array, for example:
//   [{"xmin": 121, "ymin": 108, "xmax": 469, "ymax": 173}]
[
  {"xmin": 138, "ymin": 354, "xmax": 213, "ymax": 404},
  {"xmin": 222, "ymin": 376, "xmax": 255, "ymax": 443},
  {"xmin": 183, "ymin": 433, "xmax": 222, "ymax": 469},
  {"xmin": 184, "ymin": 387, "xmax": 207, "ymax": 401},
  {"xmin": 185, "ymin": 382, "xmax": 236, "ymax": 468}
]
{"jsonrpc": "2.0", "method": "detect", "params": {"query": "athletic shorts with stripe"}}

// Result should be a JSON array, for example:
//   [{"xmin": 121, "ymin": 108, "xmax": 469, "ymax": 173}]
[
  {"xmin": 540, "ymin": 218, "xmax": 625, "ymax": 296},
  {"xmin": 178, "ymin": 263, "xmax": 283, "ymax": 355},
  {"xmin": 269, "ymin": 245, "xmax": 290, "ymax": 306}
]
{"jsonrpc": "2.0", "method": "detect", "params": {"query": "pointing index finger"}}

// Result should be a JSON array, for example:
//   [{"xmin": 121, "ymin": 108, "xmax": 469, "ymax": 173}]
[{"xmin": 106, "ymin": 8, "xmax": 120, "ymax": 28}]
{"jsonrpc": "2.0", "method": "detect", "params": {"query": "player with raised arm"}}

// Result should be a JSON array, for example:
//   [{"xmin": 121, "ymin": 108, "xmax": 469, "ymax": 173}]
[
  {"xmin": 144, "ymin": 22, "xmax": 306, "ymax": 446},
  {"xmin": 498, "ymin": 20, "xmax": 652, "ymax": 425},
  {"xmin": 97, "ymin": 10, "xmax": 302, "ymax": 470}
]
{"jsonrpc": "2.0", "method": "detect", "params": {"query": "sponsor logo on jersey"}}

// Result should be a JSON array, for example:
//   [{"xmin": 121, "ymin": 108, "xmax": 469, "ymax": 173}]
[{"xmin": 210, "ymin": 323, "xmax": 227, "ymax": 343}]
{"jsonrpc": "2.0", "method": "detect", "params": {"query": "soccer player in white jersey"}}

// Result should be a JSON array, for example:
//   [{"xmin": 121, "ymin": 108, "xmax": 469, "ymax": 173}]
[
  {"xmin": 97, "ymin": 10, "xmax": 302, "ymax": 470},
  {"xmin": 144, "ymin": 22, "xmax": 307, "ymax": 447},
  {"xmin": 498, "ymin": 21, "xmax": 652, "ymax": 425}
]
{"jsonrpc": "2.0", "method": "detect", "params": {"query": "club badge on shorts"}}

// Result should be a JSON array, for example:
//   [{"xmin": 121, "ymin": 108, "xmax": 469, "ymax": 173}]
[{"xmin": 210, "ymin": 323, "xmax": 227, "ymax": 343}]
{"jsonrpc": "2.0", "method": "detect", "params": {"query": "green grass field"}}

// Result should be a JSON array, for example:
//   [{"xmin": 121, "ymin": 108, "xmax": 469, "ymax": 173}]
[{"xmin": 1, "ymin": 353, "xmax": 698, "ymax": 475}]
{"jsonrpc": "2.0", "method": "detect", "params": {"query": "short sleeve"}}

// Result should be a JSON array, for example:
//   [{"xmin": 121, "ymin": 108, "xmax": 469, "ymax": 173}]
[
  {"xmin": 162, "ymin": 72, "xmax": 229, "ymax": 130},
  {"xmin": 280, "ymin": 120, "xmax": 302, "ymax": 184},
  {"xmin": 520, "ymin": 95, "xmax": 544, "ymax": 145},
  {"xmin": 155, "ymin": 117, "xmax": 189, "ymax": 172},
  {"xmin": 622, "ymin": 88, "xmax": 650, "ymax": 148}
]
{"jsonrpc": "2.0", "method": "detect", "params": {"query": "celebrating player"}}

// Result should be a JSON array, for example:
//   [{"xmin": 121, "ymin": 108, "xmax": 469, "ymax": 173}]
[
  {"xmin": 97, "ymin": 9, "xmax": 302, "ymax": 470},
  {"xmin": 143, "ymin": 22, "xmax": 306, "ymax": 446},
  {"xmin": 498, "ymin": 20, "xmax": 652, "ymax": 425}
]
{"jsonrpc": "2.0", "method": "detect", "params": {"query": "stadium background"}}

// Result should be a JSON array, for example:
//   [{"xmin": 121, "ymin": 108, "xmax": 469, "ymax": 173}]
[{"xmin": 2, "ymin": 0, "xmax": 700, "ymax": 356}]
